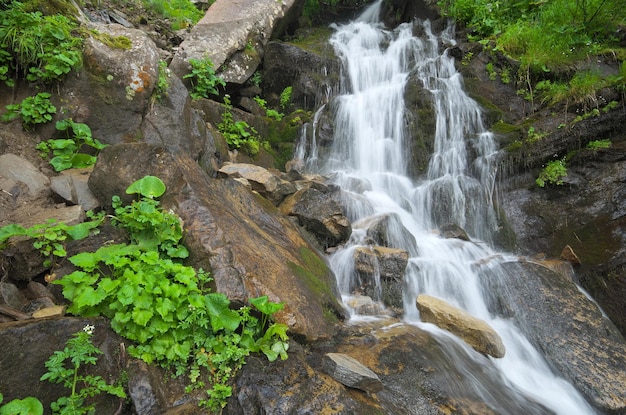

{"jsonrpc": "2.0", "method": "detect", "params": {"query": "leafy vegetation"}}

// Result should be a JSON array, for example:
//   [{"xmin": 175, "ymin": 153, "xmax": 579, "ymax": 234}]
[
  {"xmin": 152, "ymin": 59, "xmax": 171, "ymax": 104},
  {"xmin": 218, "ymin": 95, "xmax": 265, "ymax": 156},
  {"xmin": 0, "ymin": 1, "xmax": 83, "ymax": 86},
  {"xmin": 587, "ymin": 139, "xmax": 612, "ymax": 150},
  {"xmin": 41, "ymin": 325, "xmax": 126, "ymax": 415},
  {"xmin": 0, "ymin": 394, "xmax": 43, "ymax": 415},
  {"xmin": 141, "ymin": 0, "xmax": 206, "ymax": 30},
  {"xmin": 254, "ymin": 96, "xmax": 284, "ymax": 121},
  {"xmin": 439, "ymin": 0, "xmax": 626, "ymax": 107},
  {"xmin": 279, "ymin": 86, "xmax": 293, "ymax": 111},
  {"xmin": 536, "ymin": 159, "xmax": 568, "ymax": 187},
  {"xmin": 53, "ymin": 176, "xmax": 289, "ymax": 410},
  {"xmin": 2, "ymin": 92, "xmax": 57, "ymax": 128},
  {"xmin": 0, "ymin": 211, "xmax": 104, "ymax": 267},
  {"xmin": 183, "ymin": 56, "xmax": 226, "ymax": 99},
  {"xmin": 36, "ymin": 119, "xmax": 108, "ymax": 171}
]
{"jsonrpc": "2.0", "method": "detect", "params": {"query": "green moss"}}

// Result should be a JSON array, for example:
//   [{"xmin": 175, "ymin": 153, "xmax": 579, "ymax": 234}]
[
  {"xmin": 90, "ymin": 31, "xmax": 133, "ymax": 50},
  {"xmin": 491, "ymin": 120, "xmax": 519, "ymax": 135},
  {"xmin": 289, "ymin": 27, "xmax": 336, "ymax": 58}
]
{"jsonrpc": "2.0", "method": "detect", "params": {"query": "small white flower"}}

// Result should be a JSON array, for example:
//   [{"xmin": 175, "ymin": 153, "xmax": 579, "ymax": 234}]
[{"xmin": 83, "ymin": 324, "xmax": 95, "ymax": 335}]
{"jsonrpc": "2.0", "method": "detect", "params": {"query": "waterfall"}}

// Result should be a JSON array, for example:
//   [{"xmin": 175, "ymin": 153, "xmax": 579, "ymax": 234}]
[{"xmin": 297, "ymin": 1, "xmax": 598, "ymax": 413}]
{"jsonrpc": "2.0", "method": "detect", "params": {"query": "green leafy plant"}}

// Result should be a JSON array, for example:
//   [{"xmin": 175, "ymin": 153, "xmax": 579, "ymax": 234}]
[
  {"xmin": 0, "ymin": 393, "xmax": 43, "ymax": 415},
  {"xmin": 0, "ymin": 212, "xmax": 104, "ymax": 267},
  {"xmin": 183, "ymin": 56, "xmax": 225, "ymax": 99},
  {"xmin": 253, "ymin": 96, "xmax": 284, "ymax": 121},
  {"xmin": 55, "ymin": 176, "xmax": 289, "ymax": 411},
  {"xmin": 250, "ymin": 71, "xmax": 262, "ymax": 87},
  {"xmin": 0, "ymin": 2, "xmax": 83, "ymax": 85},
  {"xmin": 2, "ymin": 92, "xmax": 57, "ymax": 127},
  {"xmin": 141, "ymin": 0, "xmax": 206, "ymax": 30},
  {"xmin": 36, "ymin": 119, "xmax": 108, "ymax": 171},
  {"xmin": 152, "ymin": 60, "xmax": 171, "ymax": 104},
  {"xmin": 485, "ymin": 62, "xmax": 497, "ymax": 81},
  {"xmin": 536, "ymin": 159, "xmax": 567, "ymax": 187},
  {"xmin": 40, "ymin": 325, "xmax": 126, "ymax": 415},
  {"xmin": 586, "ymin": 139, "xmax": 611, "ymax": 150},
  {"xmin": 218, "ymin": 95, "xmax": 262, "ymax": 156},
  {"xmin": 279, "ymin": 86, "xmax": 292, "ymax": 111}
]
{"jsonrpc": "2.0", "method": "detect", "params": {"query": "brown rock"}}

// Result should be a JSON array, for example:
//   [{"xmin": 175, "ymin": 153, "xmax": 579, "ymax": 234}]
[{"xmin": 416, "ymin": 294, "xmax": 506, "ymax": 358}]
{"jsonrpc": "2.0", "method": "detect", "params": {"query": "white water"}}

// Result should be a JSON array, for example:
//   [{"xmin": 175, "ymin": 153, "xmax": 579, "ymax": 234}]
[{"xmin": 295, "ymin": 1, "xmax": 597, "ymax": 413}]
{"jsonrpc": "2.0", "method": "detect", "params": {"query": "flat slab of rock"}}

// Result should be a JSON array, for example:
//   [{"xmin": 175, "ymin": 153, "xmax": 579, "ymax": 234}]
[
  {"xmin": 0, "ymin": 154, "xmax": 49, "ymax": 198},
  {"xmin": 170, "ymin": 0, "xmax": 300, "ymax": 84},
  {"xmin": 417, "ymin": 294, "xmax": 506, "ymax": 358},
  {"xmin": 50, "ymin": 167, "xmax": 100, "ymax": 211},
  {"xmin": 322, "ymin": 352, "xmax": 383, "ymax": 393}
]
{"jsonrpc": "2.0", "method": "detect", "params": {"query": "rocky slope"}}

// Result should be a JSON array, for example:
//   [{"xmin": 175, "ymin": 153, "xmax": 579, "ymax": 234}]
[{"xmin": 1, "ymin": 0, "xmax": 626, "ymax": 414}]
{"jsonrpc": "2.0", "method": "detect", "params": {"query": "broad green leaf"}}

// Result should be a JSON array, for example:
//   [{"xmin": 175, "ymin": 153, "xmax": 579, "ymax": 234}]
[
  {"xmin": 0, "ymin": 396, "xmax": 44, "ymax": 415},
  {"xmin": 0, "ymin": 223, "xmax": 27, "ymax": 244},
  {"xmin": 49, "ymin": 155, "xmax": 73, "ymax": 172},
  {"xmin": 204, "ymin": 293, "xmax": 241, "ymax": 332},
  {"xmin": 132, "ymin": 308, "xmax": 154, "ymax": 327},
  {"xmin": 70, "ymin": 153, "xmax": 97, "ymax": 168},
  {"xmin": 126, "ymin": 175, "xmax": 166, "ymax": 199},
  {"xmin": 250, "ymin": 295, "xmax": 284, "ymax": 316},
  {"xmin": 64, "ymin": 220, "xmax": 102, "ymax": 240}
]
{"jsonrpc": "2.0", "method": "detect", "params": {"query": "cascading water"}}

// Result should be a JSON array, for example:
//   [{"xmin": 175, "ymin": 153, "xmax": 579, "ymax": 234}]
[{"xmin": 295, "ymin": 1, "xmax": 599, "ymax": 413}]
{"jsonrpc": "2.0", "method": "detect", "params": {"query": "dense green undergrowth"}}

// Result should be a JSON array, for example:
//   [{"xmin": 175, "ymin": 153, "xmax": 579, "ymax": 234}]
[
  {"xmin": 0, "ymin": 176, "xmax": 289, "ymax": 411},
  {"xmin": 440, "ymin": 0, "xmax": 626, "ymax": 108}
]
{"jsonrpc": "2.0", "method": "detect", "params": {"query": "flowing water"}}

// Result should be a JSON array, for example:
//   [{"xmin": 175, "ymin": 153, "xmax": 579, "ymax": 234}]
[{"xmin": 295, "ymin": 1, "xmax": 598, "ymax": 413}]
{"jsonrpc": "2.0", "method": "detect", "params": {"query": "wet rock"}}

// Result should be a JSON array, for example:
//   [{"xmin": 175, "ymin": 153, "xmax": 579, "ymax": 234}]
[
  {"xmin": 322, "ymin": 352, "xmax": 383, "ymax": 393},
  {"xmin": 0, "ymin": 154, "xmax": 49, "ymax": 198},
  {"xmin": 263, "ymin": 37, "xmax": 340, "ymax": 111},
  {"xmin": 486, "ymin": 260, "xmax": 626, "ymax": 413},
  {"xmin": 353, "ymin": 246, "xmax": 408, "ymax": 309},
  {"xmin": 560, "ymin": 244, "xmax": 581, "ymax": 266},
  {"xmin": 50, "ymin": 168, "xmax": 100, "ymax": 211},
  {"xmin": 439, "ymin": 223, "xmax": 471, "ymax": 241},
  {"xmin": 416, "ymin": 294, "xmax": 506, "ymax": 358},
  {"xmin": 345, "ymin": 295, "xmax": 386, "ymax": 316},
  {"xmin": 89, "ymin": 143, "xmax": 345, "ymax": 341},
  {"xmin": 354, "ymin": 212, "xmax": 418, "ymax": 255},
  {"xmin": 218, "ymin": 163, "xmax": 296, "ymax": 205},
  {"xmin": 279, "ymin": 186, "xmax": 351, "ymax": 249}
]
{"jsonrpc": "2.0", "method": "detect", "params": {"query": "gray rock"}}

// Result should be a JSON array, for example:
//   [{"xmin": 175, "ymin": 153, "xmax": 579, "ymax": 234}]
[
  {"xmin": 0, "ymin": 154, "xmax": 49, "ymax": 198},
  {"xmin": 50, "ymin": 168, "xmax": 100, "ymax": 211},
  {"xmin": 483, "ymin": 260, "xmax": 626, "ymax": 413},
  {"xmin": 0, "ymin": 281, "xmax": 28, "ymax": 311},
  {"xmin": 354, "ymin": 212, "xmax": 418, "ymax": 255},
  {"xmin": 322, "ymin": 352, "xmax": 383, "ymax": 393},
  {"xmin": 170, "ymin": 0, "xmax": 303, "ymax": 85},
  {"xmin": 279, "ymin": 186, "xmax": 351, "ymax": 249}
]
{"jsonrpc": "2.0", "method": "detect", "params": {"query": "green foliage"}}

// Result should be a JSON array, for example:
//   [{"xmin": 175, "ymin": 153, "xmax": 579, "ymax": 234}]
[
  {"xmin": 253, "ymin": 96, "xmax": 284, "ymax": 121},
  {"xmin": 141, "ymin": 0, "xmax": 205, "ymax": 30},
  {"xmin": 440, "ymin": 0, "xmax": 626, "ymax": 106},
  {"xmin": 183, "ymin": 56, "xmax": 225, "ymax": 99},
  {"xmin": 250, "ymin": 71, "xmax": 262, "ymax": 87},
  {"xmin": 0, "ymin": 394, "xmax": 43, "ymax": 415},
  {"xmin": 55, "ymin": 177, "xmax": 289, "ymax": 411},
  {"xmin": 152, "ymin": 60, "xmax": 171, "ymax": 104},
  {"xmin": 218, "ymin": 95, "xmax": 262, "ymax": 156},
  {"xmin": 40, "ymin": 325, "xmax": 126, "ymax": 415},
  {"xmin": 2, "ymin": 92, "xmax": 57, "ymax": 127},
  {"xmin": 0, "ymin": 1, "xmax": 83, "ymax": 85},
  {"xmin": 0, "ymin": 212, "xmax": 104, "ymax": 267},
  {"xmin": 586, "ymin": 139, "xmax": 611, "ymax": 150},
  {"xmin": 279, "ymin": 86, "xmax": 293, "ymax": 111},
  {"xmin": 485, "ymin": 62, "xmax": 497, "ymax": 81},
  {"xmin": 536, "ymin": 159, "xmax": 567, "ymax": 187},
  {"xmin": 36, "ymin": 119, "xmax": 108, "ymax": 171}
]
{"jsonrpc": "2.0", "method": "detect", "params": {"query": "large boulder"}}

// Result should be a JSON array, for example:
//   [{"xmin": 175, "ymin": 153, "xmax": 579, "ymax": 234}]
[
  {"xmin": 170, "ymin": 0, "xmax": 306, "ymax": 85},
  {"xmin": 416, "ymin": 294, "xmax": 506, "ymax": 358},
  {"xmin": 279, "ymin": 186, "xmax": 352, "ymax": 249},
  {"xmin": 262, "ymin": 35, "xmax": 340, "ymax": 111},
  {"xmin": 62, "ymin": 24, "xmax": 160, "ymax": 145},
  {"xmin": 481, "ymin": 260, "xmax": 626, "ymax": 413},
  {"xmin": 89, "ymin": 143, "xmax": 345, "ymax": 340},
  {"xmin": 225, "ymin": 321, "xmax": 554, "ymax": 415},
  {"xmin": 217, "ymin": 163, "xmax": 296, "ymax": 205}
]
